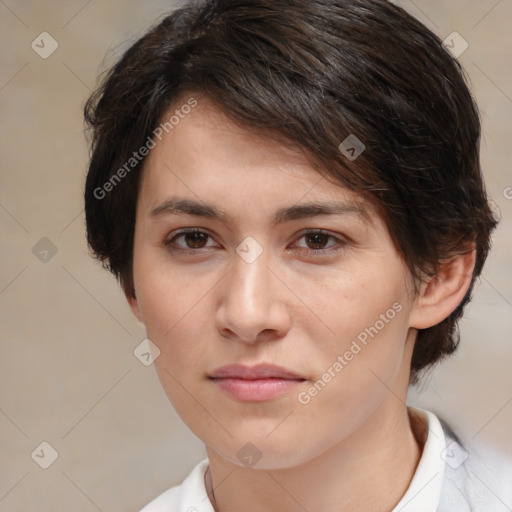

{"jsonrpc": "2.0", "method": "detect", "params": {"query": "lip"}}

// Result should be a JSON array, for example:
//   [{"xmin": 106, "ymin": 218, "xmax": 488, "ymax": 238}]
[
  {"xmin": 209, "ymin": 364, "xmax": 306, "ymax": 402},
  {"xmin": 209, "ymin": 363, "xmax": 303, "ymax": 380}
]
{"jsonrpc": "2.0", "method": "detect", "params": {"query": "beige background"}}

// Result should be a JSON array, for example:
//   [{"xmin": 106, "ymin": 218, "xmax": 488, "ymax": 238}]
[{"xmin": 1, "ymin": 1, "xmax": 511, "ymax": 510}]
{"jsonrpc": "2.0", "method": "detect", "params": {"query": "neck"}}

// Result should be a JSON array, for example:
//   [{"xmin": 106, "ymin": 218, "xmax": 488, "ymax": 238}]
[{"xmin": 205, "ymin": 402, "xmax": 423, "ymax": 512}]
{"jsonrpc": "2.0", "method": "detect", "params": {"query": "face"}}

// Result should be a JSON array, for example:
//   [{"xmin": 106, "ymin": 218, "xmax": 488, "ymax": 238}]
[{"xmin": 129, "ymin": 97, "xmax": 419, "ymax": 470}]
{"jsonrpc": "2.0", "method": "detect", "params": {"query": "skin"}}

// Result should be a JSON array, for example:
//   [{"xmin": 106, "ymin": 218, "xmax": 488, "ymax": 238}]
[{"xmin": 127, "ymin": 96, "xmax": 476, "ymax": 512}]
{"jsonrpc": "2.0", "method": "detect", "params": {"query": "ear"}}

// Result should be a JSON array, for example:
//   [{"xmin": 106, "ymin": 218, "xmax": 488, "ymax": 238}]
[
  {"xmin": 125, "ymin": 286, "xmax": 144, "ymax": 324},
  {"xmin": 409, "ymin": 246, "xmax": 476, "ymax": 330}
]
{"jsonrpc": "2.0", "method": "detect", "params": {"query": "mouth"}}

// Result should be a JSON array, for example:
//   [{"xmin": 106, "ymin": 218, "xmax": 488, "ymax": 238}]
[{"xmin": 208, "ymin": 363, "xmax": 306, "ymax": 402}]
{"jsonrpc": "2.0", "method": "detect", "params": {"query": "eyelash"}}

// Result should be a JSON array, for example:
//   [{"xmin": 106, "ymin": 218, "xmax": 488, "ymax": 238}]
[{"xmin": 163, "ymin": 228, "xmax": 347, "ymax": 256}]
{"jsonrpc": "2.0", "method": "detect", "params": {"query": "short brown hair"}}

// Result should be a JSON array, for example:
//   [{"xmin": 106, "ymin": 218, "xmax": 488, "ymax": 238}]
[{"xmin": 84, "ymin": 0, "xmax": 498, "ymax": 382}]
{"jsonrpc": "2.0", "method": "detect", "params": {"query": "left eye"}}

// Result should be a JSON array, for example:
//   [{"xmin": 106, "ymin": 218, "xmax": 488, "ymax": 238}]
[{"xmin": 294, "ymin": 230, "xmax": 340, "ymax": 251}]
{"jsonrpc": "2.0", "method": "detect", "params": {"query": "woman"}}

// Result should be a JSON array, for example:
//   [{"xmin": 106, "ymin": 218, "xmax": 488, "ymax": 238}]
[{"xmin": 83, "ymin": 1, "xmax": 511, "ymax": 510}]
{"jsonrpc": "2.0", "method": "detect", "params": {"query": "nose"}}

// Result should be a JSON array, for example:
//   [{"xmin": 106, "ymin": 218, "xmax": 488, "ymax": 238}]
[{"xmin": 215, "ymin": 248, "xmax": 291, "ymax": 344}]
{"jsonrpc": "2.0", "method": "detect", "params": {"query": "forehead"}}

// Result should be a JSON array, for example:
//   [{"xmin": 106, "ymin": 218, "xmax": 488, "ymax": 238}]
[
  {"xmin": 144, "ymin": 97, "xmax": 317, "ymax": 179},
  {"xmin": 139, "ymin": 96, "xmax": 378, "ymax": 221}
]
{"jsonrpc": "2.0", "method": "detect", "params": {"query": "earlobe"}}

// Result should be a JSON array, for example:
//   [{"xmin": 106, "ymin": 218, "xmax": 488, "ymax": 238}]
[
  {"xmin": 125, "ymin": 287, "xmax": 144, "ymax": 324},
  {"xmin": 409, "ymin": 246, "xmax": 476, "ymax": 330}
]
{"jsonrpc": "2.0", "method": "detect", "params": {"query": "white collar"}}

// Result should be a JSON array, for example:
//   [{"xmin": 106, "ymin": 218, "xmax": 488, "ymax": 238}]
[{"xmin": 391, "ymin": 407, "xmax": 446, "ymax": 511}]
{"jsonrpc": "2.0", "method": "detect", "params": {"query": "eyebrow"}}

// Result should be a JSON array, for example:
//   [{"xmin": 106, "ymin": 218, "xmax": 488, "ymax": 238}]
[{"xmin": 150, "ymin": 197, "xmax": 370, "ymax": 224}]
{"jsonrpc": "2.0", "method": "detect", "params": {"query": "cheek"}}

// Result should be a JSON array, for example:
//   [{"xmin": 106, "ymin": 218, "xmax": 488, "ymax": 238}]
[
  {"xmin": 134, "ymin": 249, "xmax": 213, "ymax": 333},
  {"xmin": 140, "ymin": 281, "xmax": 212, "ymax": 422},
  {"xmin": 133, "ymin": 257, "xmax": 218, "ymax": 392},
  {"xmin": 297, "ymin": 263, "xmax": 411, "ymax": 403},
  {"xmin": 295, "ymin": 307, "xmax": 409, "ymax": 450},
  {"xmin": 302, "ymin": 262, "xmax": 407, "ymax": 348}
]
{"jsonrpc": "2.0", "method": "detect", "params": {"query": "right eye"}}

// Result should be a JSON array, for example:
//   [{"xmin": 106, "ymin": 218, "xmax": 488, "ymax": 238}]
[{"xmin": 164, "ymin": 229, "xmax": 219, "ymax": 251}]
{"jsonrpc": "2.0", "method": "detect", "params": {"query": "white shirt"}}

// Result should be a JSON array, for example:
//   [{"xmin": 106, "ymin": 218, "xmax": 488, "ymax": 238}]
[{"xmin": 140, "ymin": 408, "xmax": 512, "ymax": 512}]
